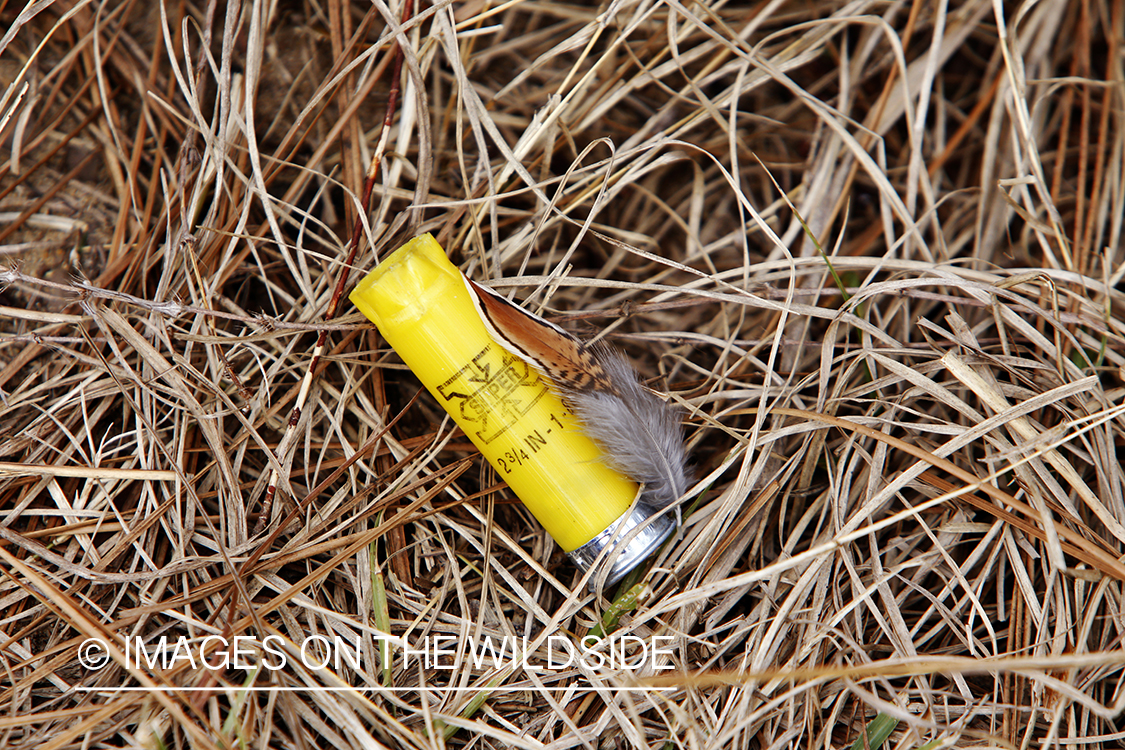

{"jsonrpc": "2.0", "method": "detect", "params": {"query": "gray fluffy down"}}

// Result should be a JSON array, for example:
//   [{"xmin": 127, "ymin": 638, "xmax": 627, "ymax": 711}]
[{"xmin": 565, "ymin": 351, "xmax": 690, "ymax": 519}]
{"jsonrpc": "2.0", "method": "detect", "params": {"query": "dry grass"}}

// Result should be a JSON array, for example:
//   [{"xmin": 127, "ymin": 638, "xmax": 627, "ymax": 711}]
[{"xmin": 2, "ymin": 0, "xmax": 1125, "ymax": 747}]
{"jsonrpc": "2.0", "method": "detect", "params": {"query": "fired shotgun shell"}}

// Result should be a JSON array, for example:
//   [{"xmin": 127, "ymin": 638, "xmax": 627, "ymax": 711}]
[{"xmin": 349, "ymin": 234, "xmax": 673, "ymax": 585}]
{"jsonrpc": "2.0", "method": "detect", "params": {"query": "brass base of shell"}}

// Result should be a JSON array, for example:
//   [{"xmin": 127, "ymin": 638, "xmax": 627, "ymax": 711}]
[{"xmin": 567, "ymin": 499, "xmax": 675, "ymax": 590}]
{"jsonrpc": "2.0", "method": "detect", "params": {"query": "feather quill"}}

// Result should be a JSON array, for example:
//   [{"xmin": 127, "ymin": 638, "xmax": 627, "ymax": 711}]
[{"xmin": 463, "ymin": 277, "xmax": 689, "ymax": 519}]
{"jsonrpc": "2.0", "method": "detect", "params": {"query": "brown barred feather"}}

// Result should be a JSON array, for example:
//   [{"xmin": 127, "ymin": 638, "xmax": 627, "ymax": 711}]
[{"xmin": 462, "ymin": 275, "xmax": 690, "ymax": 514}]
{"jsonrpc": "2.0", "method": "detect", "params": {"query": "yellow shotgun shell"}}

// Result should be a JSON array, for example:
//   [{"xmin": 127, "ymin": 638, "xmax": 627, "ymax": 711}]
[{"xmin": 350, "ymin": 235, "xmax": 674, "ymax": 583}]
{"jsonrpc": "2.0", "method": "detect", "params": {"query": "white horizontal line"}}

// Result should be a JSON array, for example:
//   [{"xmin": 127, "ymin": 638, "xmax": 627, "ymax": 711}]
[{"xmin": 75, "ymin": 686, "xmax": 674, "ymax": 693}]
